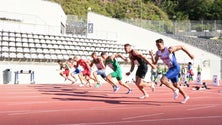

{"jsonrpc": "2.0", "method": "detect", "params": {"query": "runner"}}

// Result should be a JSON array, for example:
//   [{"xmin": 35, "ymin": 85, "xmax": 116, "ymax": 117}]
[
  {"xmin": 101, "ymin": 52, "xmax": 132, "ymax": 94},
  {"xmin": 73, "ymin": 56, "xmax": 96, "ymax": 87},
  {"xmin": 57, "ymin": 59, "xmax": 76, "ymax": 83},
  {"xmin": 69, "ymin": 59, "xmax": 82, "ymax": 84},
  {"xmin": 90, "ymin": 52, "xmax": 120, "ymax": 90},
  {"xmin": 90, "ymin": 52, "xmax": 106, "ymax": 88},
  {"xmin": 124, "ymin": 44, "xmax": 156, "ymax": 99},
  {"xmin": 149, "ymin": 38, "xmax": 194, "ymax": 104}
]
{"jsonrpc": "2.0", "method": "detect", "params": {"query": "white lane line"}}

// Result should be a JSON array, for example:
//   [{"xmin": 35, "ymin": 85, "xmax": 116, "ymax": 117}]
[
  {"xmin": 7, "ymin": 101, "xmax": 49, "ymax": 105},
  {"xmin": 1, "ymin": 101, "xmax": 58, "ymax": 105},
  {"xmin": 1, "ymin": 104, "xmax": 220, "ymax": 115},
  {"xmin": 58, "ymin": 115, "xmax": 222, "ymax": 125},
  {"xmin": 7, "ymin": 107, "xmax": 130, "ymax": 116},
  {"xmin": 191, "ymin": 96, "xmax": 222, "ymax": 99},
  {"xmin": 2, "ymin": 103, "xmax": 222, "ymax": 116},
  {"xmin": 187, "ymin": 105, "xmax": 215, "ymax": 111},
  {"xmin": 122, "ymin": 113, "xmax": 164, "ymax": 120},
  {"xmin": 2, "ymin": 92, "xmax": 40, "ymax": 95},
  {"xmin": 7, "ymin": 109, "xmax": 72, "ymax": 115},
  {"xmin": 0, "ymin": 96, "xmax": 45, "ymax": 98},
  {"xmin": 202, "ymin": 91, "xmax": 222, "ymax": 96},
  {"xmin": 90, "ymin": 105, "xmax": 127, "ymax": 110},
  {"xmin": 0, "ymin": 110, "xmax": 34, "ymax": 114}
]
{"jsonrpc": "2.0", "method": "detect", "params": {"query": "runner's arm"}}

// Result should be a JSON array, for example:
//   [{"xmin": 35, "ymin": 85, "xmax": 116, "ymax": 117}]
[
  {"xmin": 111, "ymin": 53, "xmax": 128, "ymax": 62},
  {"xmin": 89, "ymin": 61, "xmax": 94, "ymax": 67},
  {"xmin": 99, "ymin": 58, "xmax": 106, "ymax": 69},
  {"xmin": 149, "ymin": 51, "xmax": 159, "ymax": 65},
  {"xmin": 132, "ymin": 50, "xmax": 156, "ymax": 69},
  {"xmin": 85, "ymin": 60, "xmax": 91, "ymax": 70},
  {"xmin": 169, "ymin": 45, "xmax": 194, "ymax": 59},
  {"xmin": 126, "ymin": 57, "xmax": 135, "ymax": 76}
]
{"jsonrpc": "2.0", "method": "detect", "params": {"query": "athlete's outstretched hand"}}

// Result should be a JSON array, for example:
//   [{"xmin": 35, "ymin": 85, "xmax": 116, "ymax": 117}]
[
  {"xmin": 149, "ymin": 50, "xmax": 154, "ymax": 56},
  {"xmin": 150, "ymin": 63, "xmax": 156, "ymax": 69},
  {"xmin": 124, "ymin": 58, "xmax": 128, "ymax": 62},
  {"xmin": 190, "ymin": 54, "xmax": 194, "ymax": 60},
  {"xmin": 126, "ymin": 72, "xmax": 131, "ymax": 76}
]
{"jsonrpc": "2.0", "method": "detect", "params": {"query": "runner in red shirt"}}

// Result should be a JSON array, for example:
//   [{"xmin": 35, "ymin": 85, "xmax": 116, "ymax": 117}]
[
  {"xmin": 57, "ymin": 59, "xmax": 76, "ymax": 83},
  {"xmin": 73, "ymin": 56, "xmax": 96, "ymax": 87}
]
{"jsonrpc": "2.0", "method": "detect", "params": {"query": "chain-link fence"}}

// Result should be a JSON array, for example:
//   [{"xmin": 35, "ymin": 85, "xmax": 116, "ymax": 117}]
[
  {"xmin": 66, "ymin": 15, "xmax": 222, "ymax": 38},
  {"xmin": 120, "ymin": 19, "xmax": 222, "ymax": 38},
  {"xmin": 66, "ymin": 15, "xmax": 87, "ymax": 35}
]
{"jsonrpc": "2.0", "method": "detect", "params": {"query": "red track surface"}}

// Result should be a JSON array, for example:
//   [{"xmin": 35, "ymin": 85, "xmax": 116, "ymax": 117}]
[{"xmin": 1, "ymin": 81, "xmax": 222, "ymax": 125}]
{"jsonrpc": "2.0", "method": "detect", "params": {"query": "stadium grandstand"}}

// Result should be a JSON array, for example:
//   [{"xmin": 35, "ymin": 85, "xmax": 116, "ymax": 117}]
[{"xmin": 0, "ymin": 0, "xmax": 221, "ymax": 84}]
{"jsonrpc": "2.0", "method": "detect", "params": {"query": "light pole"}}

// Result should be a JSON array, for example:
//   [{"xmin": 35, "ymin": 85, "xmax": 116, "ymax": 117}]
[
  {"xmin": 140, "ymin": 0, "xmax": 142, "ymax": 27},
  {"xmin": 173, "ymin": 15, "xmax": 176, "ymax": 34}
]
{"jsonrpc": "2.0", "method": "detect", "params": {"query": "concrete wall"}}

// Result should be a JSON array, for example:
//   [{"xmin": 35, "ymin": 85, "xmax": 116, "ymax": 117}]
[
  {"xmin": 0, "ymin": 61, "xmax": 137, "ymax": 84},
  {"xmin": 87, "ymin": 12, "xmax": 221, "ymax": 79},
  {"xmin": 0, "ymin": 61, "xmax": 213, "ymax": 85}
]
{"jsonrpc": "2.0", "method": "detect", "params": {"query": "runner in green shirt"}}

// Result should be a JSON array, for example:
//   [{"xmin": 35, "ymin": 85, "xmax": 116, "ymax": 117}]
[{"xmin": 101, "ymin": 52, "xmax": 132, "ymax": 94}]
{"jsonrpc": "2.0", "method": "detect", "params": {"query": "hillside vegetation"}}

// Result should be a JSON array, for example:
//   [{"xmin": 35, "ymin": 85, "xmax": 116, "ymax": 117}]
[{"xmin": 52, "ymin": 0, "xmax": 222, "ymax": 21}]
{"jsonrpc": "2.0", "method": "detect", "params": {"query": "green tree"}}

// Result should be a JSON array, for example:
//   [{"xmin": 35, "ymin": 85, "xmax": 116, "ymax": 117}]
[
  {"xmin": 51, "ymin": 0, "xmax": 170, "ymax": 21},
  {"xmin": 209, "ymin": 0, "xmax": 222, "ymax": 20}
]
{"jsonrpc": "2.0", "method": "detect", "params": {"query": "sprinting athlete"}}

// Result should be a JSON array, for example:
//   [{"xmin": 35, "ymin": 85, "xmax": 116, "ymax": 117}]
[
  {"xmin": 69, "ymin": 59, "xmax": 82, "ymax": 84},
  {"xmin": 124, "ymin": 44, "xmax": 156, "ymax": 99},
  {"xmin": 90, "ymin": 52, "xmax": 123, "ymax": 90},
  {"xmin": 101, "ymin": 52, "xmax": 132, "ymax": 94},
  {"xmin": 150, "ymin": 38, "xmax": 194, "ymax": 104},
  {"xmin": 57, "ymin": 59, "xmax": 76, "ymax": 83},
  {"xmin": 73, "ymin": 56, "xmax": 95, "ymax": 87},
  {"xmin": 90, "ymin": 52, "xmax": 106, "ymax": 88}
]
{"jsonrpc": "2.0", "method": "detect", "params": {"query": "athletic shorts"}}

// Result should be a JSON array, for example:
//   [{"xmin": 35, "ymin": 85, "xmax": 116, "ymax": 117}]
[
  {"xmin": 96, "ymin": 69, "xmax": 107, "ymax": 79},
  {"xmin": 73, "ymin": 68, "xmax": 82, "ymax": 75},
  {"xmin": 165, "ymin": 66, "xmax": 180, "ymax": 83},
  {"xmin": 63, "ymin": 69, "xmax": 69, "ymax": 77},
  {"xmin": 82, "ymin": 68, "xmax": 91, "ymax": 77},
  {"xmin": 110, "ymin": 68, "xmax": 122, "ymax": 80},
  {"xmin": 136, "ymin": 63, "xmax": 148, "ymax": 79}
]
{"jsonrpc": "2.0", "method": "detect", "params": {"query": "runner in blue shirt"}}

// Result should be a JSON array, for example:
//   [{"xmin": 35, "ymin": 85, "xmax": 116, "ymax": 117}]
[{"xmin": 150, "ymin": 38, "xmax": 194, "ymax": 104}]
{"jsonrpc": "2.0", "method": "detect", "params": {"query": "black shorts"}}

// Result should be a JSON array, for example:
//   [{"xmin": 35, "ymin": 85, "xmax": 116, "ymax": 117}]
[{"xmin": 136, "ymin": 63, "xmax": 148, "ymax": 79}]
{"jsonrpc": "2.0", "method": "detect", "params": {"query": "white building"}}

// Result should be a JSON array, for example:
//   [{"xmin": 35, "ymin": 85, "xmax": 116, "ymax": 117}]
[{"xmin": 0, "ymin": 0, "xmax": 66, "ymax": 34}]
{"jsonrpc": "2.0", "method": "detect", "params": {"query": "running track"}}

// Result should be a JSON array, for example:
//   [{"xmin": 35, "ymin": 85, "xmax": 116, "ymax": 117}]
[{"xmin": 1, "ymin": 81, "xmax": 222, "ymax": 125}]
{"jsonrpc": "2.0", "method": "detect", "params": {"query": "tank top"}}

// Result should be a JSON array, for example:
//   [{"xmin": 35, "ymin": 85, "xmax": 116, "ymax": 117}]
[
  {"xmin": 157, "ymin": 47, "xmax": 179, "ymax": 68},
  {"xmin": 129, "ymin": 50, "xmax": 146, "ymax": 66},
  {"xmin": 93, "ymin": 58, "xmax": 104, "ymax": 69},
  {"xmin": 77, "ymin": 59, "xmax": 88, "ymax": 69},
  {"xmin": 105, "ymin": 56, "xmax": 120, "ymax": 71}
]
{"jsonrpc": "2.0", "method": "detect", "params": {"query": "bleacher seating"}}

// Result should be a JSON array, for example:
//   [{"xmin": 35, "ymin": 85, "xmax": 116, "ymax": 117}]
[
  {"xmin": 0, "ymin": 30, "xmax": 150, "ymax": 62},
  {"xmin": 164, "ymin": 34, "xmax": 222, "ymax": 57}
]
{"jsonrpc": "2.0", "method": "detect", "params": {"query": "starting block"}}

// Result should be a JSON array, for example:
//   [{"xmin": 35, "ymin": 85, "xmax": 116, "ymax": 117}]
[{"xmin": 14, "ymin": 70, "xmax": 35, "ymax": 84}]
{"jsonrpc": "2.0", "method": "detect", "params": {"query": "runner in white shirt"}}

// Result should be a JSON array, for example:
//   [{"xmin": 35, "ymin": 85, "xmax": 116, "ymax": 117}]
[{"xmin": 150, "ymin": 39, "xmax": 194, "ymax": 104}]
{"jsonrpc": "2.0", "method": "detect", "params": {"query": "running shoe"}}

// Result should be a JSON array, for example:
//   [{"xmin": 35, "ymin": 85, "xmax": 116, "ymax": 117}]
[
  {"xmin": 181, "ymin": 96, "xmax": 190, "ymax": 104},
  {"xmin": 71, "ymin": 79, "xmax": 77, "ymax": 84},
  {"xmin": 126, "ymin": 89, "xmax": 133, "ymax": 94},
  {"xmin": 174, "ymin": 89, "xmax": 179, "ymax": 100},
  {"xmin": 150, "ymin": 82, "xmax": 155, "ymax": 92},
  {"xmin": 79, "ymin": 84, "xmax": 84, "ymax": 87},
  {"xmin": 113, "ymin": 86, "xmax": 120, "ymax": 93},
  {"xmin": 139, "ymin": 94, "xmax": 149, "ymax": 99},
  {"xmin": 95, "ymin": 82, "xmax": 102, "ymax": 88}
]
